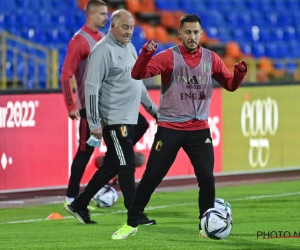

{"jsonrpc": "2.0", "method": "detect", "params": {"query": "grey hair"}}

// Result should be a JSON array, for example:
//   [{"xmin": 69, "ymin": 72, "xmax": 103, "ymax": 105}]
[{"xmin": 110, "ymin": 9, "xmax": 133, "ymax": 26}]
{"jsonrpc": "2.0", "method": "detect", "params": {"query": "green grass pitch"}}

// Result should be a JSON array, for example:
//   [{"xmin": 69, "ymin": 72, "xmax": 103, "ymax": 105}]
[{"xmin": 0, "ymin": 180, "xmax": 299, "ymax": 250}]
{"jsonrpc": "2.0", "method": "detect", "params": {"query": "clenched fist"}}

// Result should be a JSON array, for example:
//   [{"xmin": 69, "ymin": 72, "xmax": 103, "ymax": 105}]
[
  {"xmin": 143, "ymin": 40, "xmax": 158, "ymax": 52},
  {"xmin": 235, "ymin": 61, "xmax": 247, "ymax": 72}
]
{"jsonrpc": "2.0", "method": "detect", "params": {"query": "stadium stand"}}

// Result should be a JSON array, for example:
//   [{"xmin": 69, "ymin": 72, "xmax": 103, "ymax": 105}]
[{"xmin": 0, "ymin": 0, "xmax": 299, "ymax": 89}]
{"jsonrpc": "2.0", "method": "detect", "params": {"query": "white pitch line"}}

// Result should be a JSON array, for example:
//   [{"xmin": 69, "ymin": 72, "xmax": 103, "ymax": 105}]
[
  {"xmin": 1, "ymin": 191, "xmax": 299, "ymax": 225},
  {"xmin": 0, "ymin": 201, "xmax": 24, "ymax": 204},
  {"xmin": 230, "ymin": 191, "xmax": 300, "ymax": 201}
]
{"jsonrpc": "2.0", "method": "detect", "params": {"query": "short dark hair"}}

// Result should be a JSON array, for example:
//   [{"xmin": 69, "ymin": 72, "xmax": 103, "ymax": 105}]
[
  {"xmin": 85, "ymin": 0, "xmax": 106, "ymax": 15},
  {"xmin": 179, "ymin": 14, "xmax": 202, "ymax": 28}
]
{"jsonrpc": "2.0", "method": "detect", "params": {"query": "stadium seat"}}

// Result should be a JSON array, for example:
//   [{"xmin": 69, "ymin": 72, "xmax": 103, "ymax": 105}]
[
  {"xmin": 251, "ymin": 43, "xmax": 265, "ymax": 58},
  {"xmin": 264, "ymin": 12, "xmax": 278, "ymax": 26},
  {"xmin": 221, "ymin": 56, "xmax": 235, "ymax": 73},
  {"xmin": 0, "ymin": 13, "xmax": 8, "ymax": 29},
  {"xmin": 132, "ymin": 25, "xmax": 145, "ymax": 39},
  {"xmin": 1, "ymin": 0, "xmax": 17, "ymax": 12},
  {"xmin": 258, "ymin": 27, "xmax": 272, "ymax": 43},
  {"xmin": 38, "ymin": 10, "xmax": 53, "ymax": 28},
  {"xmin": 139, "ymin": 0, "xmax": 156, "ymax": 12},
  {"xmin": 264, "ymin": 42, "xmax": 278, "ymax": 59},
  {"xmin": 285, "ymin": 61, "xmax": 298, "ymax": 76},
  {"xmin": 159, "ymin": 11, "xmax": 176, "ymax": 29},
  {"xmin": 217, "ymin": 26, "xmax": 232, "ymax": 43},
  {"xmin": 283, "ymin": 26, "xmax": 296, "ymax": 42},
  {"xmin": 230, "ymin": 0, "xmax": 246, "ymax": 11},
  {"xmin": 246, "ymin": 0, "xmax": 260, "ymax": 10},
  {"xmin": 205, "ymin": 26, "xmax": 219, "ymax": 40},
  {"xmin": 270, "ymin": 28, "xmax": 284, "ymax": 41},
  {"xmin": 226, "ymin": 41, "xmax": 242, "ymax": 59},
  {"xmin": 154, "ymin": 26, "xmax": 170, "ymax": 43},
  {"xmin": 142, "ymin": 24, "xmax": 156, "ymax": 40},
  {"xmin": 258, "ymin": 57, "xmax": 274, "ymax": 74},
  {"xmin": 8, "ymin": 27, "xmax": 21, "ymax": 36},
  {"xmin": 126, "ymin": 0, "xmax": 140, "ymax": 13},
  {"xmin": 155, "ymin": 0, "xmax": 179, "ymax": 11},
  {"xmin": 277, "ymin": 11, "xmax": 293, "ymax": 26}
]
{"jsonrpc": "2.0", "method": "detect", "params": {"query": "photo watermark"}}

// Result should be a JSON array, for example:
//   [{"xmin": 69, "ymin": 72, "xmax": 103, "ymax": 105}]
[{"xmin": 257, "ymin": 231, "xmax": 300, "ymax": 239}]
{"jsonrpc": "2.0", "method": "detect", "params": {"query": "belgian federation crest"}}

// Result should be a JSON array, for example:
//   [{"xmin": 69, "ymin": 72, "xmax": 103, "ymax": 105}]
[
  {"xmin": 155, "ymin": 140, "xmax": 163, "ymax": 151},
  {"xmin": 120, "ymin": 125, "xmax": 128, "ymax": 137}
]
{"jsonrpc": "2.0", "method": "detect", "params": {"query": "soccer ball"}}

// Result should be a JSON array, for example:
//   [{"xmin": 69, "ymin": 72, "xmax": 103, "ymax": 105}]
[
  {"xmin": 214, "ymin": 198, "xmax": 232, "ymax": 215},
  {"xmin": 201, "ymin": 208, "xmax": 233, "ymax": 239},
  {"xmin": 93, "ymin": 185, "xmax": 118, "ymax": 208}
]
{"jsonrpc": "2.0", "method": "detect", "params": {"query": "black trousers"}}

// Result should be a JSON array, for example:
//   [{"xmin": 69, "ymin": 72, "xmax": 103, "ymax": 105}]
[
  {"xmin": 132, "ymin": 113, "xmax": 149, "ymax": 146},
  {"xmin": 127, "ymin": 127, "xmax": 215, "ymax": 229},
  {"xmin": 74, "ymin": 123, "xmax": 137, "ymax": 210},
  {"xmin": 66, "ymin": 109, "xmax": 94, "ymax": 198},
  {"xmin": 66, "ymin": 112, "xmax": 148, "ymax": 199}
]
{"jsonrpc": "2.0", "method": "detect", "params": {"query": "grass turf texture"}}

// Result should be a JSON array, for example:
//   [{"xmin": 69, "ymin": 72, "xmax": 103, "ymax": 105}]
[{"xmin": 0, "ymin": 180, "xmax": 300, "ymax": 250}]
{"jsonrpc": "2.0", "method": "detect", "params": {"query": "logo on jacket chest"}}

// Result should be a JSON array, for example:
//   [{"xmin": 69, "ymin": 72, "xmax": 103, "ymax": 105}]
[
  {"xmin": 125, "ymin": 66, "xmax": 133, "ymax": 72},
  {"xmin": 180, "ymin": 92, "xmax": 206, "ymax": 100},
  {"xmin": 176, "ymin": 75, "xmax": 207, "ymax": 85}
]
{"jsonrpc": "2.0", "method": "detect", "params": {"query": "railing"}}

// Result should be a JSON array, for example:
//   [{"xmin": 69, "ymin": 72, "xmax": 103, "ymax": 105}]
[
  {"xmin": 0, "ymin": 32, "xmax": 58, "ymax": 89},
  {"xmin": 243, "ymin": 58, "xmax": 300, "ymax": 83}
]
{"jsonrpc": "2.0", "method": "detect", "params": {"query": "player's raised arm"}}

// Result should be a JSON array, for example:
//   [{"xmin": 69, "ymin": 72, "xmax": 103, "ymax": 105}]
[
  {"xmin": 211, "ymin": 51, "xmax": 248, "ymax": 92},
  {"xmin": 131, "ymin": 40, "xmax": 168, "ymax": 80}
]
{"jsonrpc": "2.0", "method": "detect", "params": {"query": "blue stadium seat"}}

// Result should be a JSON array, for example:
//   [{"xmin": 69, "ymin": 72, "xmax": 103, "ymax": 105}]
[
  {"xmin": 8, "ymin": 27, "xmax": 21, "ymax": 36},
  {"xmin": 225, "ymin": 12, "xmax": 238, "ymax": 26},
  {"xmin": 273, "ymin": 61, "xmax": 285, "ymax": 71},
  {"xmin": 204, "ymin": 26, "xmax": 219, "ymax": 39},
  {"xmin": 132, "ymin": 38, "xmax": 148, "ymax": 54},
  {"xmin": 230, "ymin": 0, "xmax": 246, "ymax": 11},
  {"xmin": 17, "ymin": 61, "xmax": 25, "ymax": 79},
  {"xmin": 272, "ymin": 0, "xmax": 286, "ymax": 11},
  {"xmin": 251, "ymin": 43, "xmax": 265, "ymax": 58},
  {"xmin": 0, "ymin": 13, "xmax": 8, "ymax": 29},
  {"xmin": 289, "ymin": 41, "xmax": 300, "ymax": 59},
  {"xmin": 47, "ymin": 28, "xmax": 60, "ymax": 44},
  {"xmin": 264, "ymin": 41, "xmax": 289, "ymax": 59},
  {"xmin": 277, "ymin": 11, "xmax": 293, "ymax": 26},
  {"xmin": 276, "ymin": 42, "xmax": 289, "ymax": 59},
  {"xmin": 239, "ymin": 42, "xmax": 252, "ymax": 55},
  {"xmin": 260, "ymin": 1, "xmax": 273, "ymax": 12},
  {"xmin": 75, "ymin": 11, "xmax": 86, "ymax": 27},
  {"xmin": 6, "ymin": 14, "xmax": 17, "ymax": 28},
  {"xmin": 285, "ymin": 61, "xmax": 298, "ymax": 76},
  {"xmin": 0, "ymin": 0, "xmax": 17, "ymax": 12},
  {"xmin": 17, "ymin": 11, "xmax": 39, "ymax": 29},
  {"xmin": 250, "ymin": 11, "xmax": 265, "ymax": 27},
  {"xmin": 283, "ymin": 26, "xmax": 296, "ymax": 42},
  {"xmin": 38, "ymin": 10, "xmax": 53, "ymax": 28},
  {"xmin": 156, "ymin": 0, "xmax": 179, "ymax": 11},
  {"xmin": 231, "ymin": 28, "xmax": 246, "ymax": 43},
  {"xmin": 264, "ymin": 42, "xmax": 278, "ymax": 59},
  {"xmin": 178, "ymin": 0, "xmax": 205, "ymax": 13},
  {"xmin": 38, "ymin": 64, "xmax": 47, "ymax": 88},
  {"xmin": 286, "ymin": 0, "xmax": 300, "ymax": 9},
  {"xmin": 209, "ymin": 11, "xmax": 224, "ymax": 25},
  {"xmin": 237, "ymin": 12, "xmax": 252, "ymax": 28},
  {"xmin": 264, "ymin": 12, "xmax": 278, "ymax": 26},
  {"xmin": 270, "ymin": 28, "xmax": 284, "ymax": 41},
  {"xmin": 246, "ymin": 0, "xmax": 260, "ymax": 10},
  {"xmin": 258, "ymin": 27, "xmax": 272, "ymax": 43},
  {"xmin": 216, "ymin": 26, "xmax": 232, "ymax": 43},
  {"xmin": 133, "ymin": 26, "xmax": 145, "ymax": 40},
  {"xmin": 6, "ymin": 63, "xmax": 14, "ymax": 79}
]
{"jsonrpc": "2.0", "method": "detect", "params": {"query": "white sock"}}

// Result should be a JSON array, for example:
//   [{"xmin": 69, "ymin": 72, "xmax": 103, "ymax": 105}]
[{"xmin": 65, "ymin": 197, "xmax": 75, "ymax": 203}]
